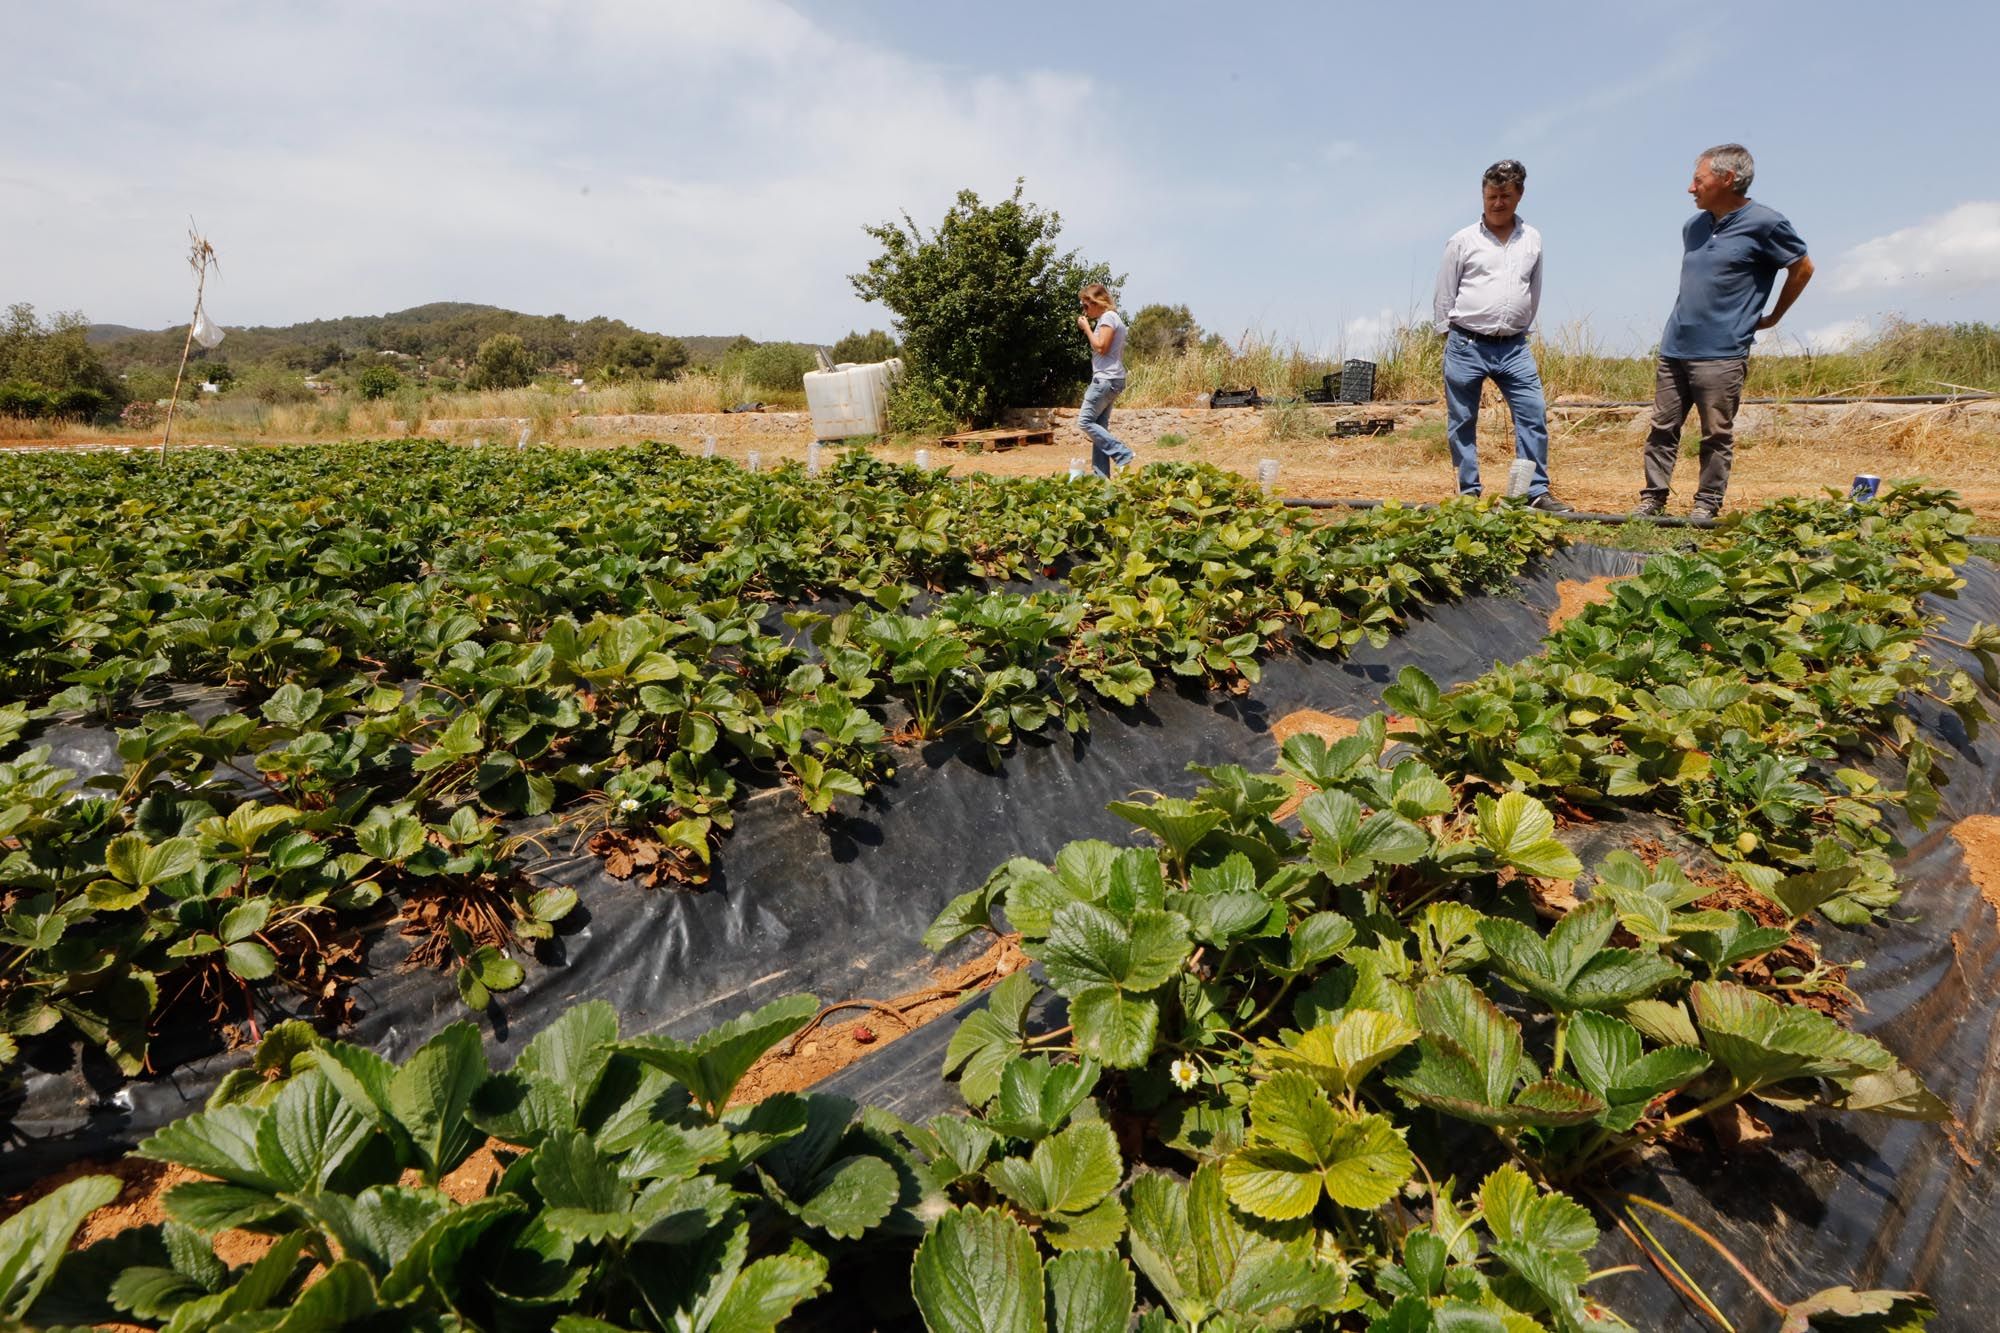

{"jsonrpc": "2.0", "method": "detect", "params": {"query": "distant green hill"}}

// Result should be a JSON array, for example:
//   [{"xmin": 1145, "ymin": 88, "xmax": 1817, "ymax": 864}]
[{"xmin": 88, "ymin": 303, "xmax": 756, "ymax": 375}]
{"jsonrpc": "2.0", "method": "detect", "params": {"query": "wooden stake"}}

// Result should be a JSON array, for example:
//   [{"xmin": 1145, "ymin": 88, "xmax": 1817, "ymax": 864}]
[{"xmin": 159, "ymin": 221, "xmax": 219, "ymax": 463}]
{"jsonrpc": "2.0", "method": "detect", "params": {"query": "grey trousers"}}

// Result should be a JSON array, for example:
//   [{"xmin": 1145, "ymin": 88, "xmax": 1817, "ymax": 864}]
[{"xmin": 1641, "ymin": 355, "xmax": 1748, "ymax": 509}]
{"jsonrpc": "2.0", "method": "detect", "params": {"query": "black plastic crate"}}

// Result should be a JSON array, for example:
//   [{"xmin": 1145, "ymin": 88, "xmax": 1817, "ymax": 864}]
[
  {"xmin": 1301, "ymin": 386, "xmax": 1336, "ymax": 404},
  {"xmin": 1337, "ymin": 359, "xmax": 1376, "ymax": 403},
  {"xmin": 1210, "ymin": 387, "xmax": 1262, "ymax": 409},
  {"xmin": 1333, "ymin": 417, "xmax": 1396, "ymax": 438}
]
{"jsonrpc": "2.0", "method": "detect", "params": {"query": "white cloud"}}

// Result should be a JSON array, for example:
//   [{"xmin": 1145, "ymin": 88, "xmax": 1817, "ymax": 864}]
[
  {"xmin": 0, "ymin": 0, "xmax": 1174, "ymax": 340},
  {"xmin": 1755, "ymin": 316, "xmax": 1870, "ymax": 353},
  {"xmin": 1321, "ymin": 140, "xmax": 1364, "ymax": 165},
  {"xmin": 1341, "ymin": 308, "xmax": 1402, "ymax": 358},
  {"xmin": 1831, "ymin": 201, "xmax": 2000, "ymax": 293},
  {"xmin": 1801, "ymin": 317, "xmax": 1871, "ymax": 352}
]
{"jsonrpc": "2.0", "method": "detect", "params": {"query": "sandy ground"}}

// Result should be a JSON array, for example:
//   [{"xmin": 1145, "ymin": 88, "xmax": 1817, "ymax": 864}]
[
  {"xmin": 7, "ymin": 404, "xmax": 1998, "ymax": 520},
  {"xmin": 904, "ymin": 419, "xmax": 2000, "ymax": 518}
]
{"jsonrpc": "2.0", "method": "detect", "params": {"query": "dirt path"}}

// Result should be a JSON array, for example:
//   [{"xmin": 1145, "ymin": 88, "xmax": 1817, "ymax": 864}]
[{"xmin": 9, "ymin": 410, "xmax": 1998, "ymax": 523}]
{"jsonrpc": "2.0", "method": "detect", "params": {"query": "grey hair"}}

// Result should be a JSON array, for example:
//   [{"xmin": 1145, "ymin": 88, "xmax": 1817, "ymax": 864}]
[
  {"xmin": 1700, "ymin": 143, "xmax": 1755, "ymax": 194},
  {"xmin": 1482, "ymin": 159, "xmax": 1527, "ymax": 190}
]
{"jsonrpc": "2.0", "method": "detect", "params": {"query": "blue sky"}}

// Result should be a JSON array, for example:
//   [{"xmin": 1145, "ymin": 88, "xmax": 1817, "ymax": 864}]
[{"xmin": 5, "ymin": 0, "xmax": 1996, "ymax": 355}]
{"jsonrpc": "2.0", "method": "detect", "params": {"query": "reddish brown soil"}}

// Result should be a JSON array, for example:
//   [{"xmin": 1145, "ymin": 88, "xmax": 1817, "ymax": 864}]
[
  {"xmin": 1626, "ymin": 837, "xmax": 1854, "ymax": 1021},
  {"xmin": 734, "ymin": 934, "xmax": 1028, "ymax": 1102},
  {"xmin": 1548, "ymin": 576, "xmax": 1620, "ymax": 633},
  {"xmin": 1948, "ymin": 815, "xmax": 2000, "ymax": 929}
]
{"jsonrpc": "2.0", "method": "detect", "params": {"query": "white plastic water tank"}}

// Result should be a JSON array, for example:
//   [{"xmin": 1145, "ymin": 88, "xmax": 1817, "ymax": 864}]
[{"xmin": 803, "ymin": 357, "xmax": 902, "ymax": 441}]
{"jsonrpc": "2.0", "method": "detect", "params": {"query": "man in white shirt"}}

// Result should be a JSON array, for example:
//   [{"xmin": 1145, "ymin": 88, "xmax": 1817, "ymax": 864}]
[{"xmin": 1432, "ymin": 160, "xmax": 1570, "ymax": 511}]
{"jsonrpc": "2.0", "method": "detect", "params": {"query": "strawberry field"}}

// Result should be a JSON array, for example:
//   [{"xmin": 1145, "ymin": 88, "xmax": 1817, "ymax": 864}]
[{"xmin": 2, "ymin": 443, "xmax": 1997, "ymax": 1331}]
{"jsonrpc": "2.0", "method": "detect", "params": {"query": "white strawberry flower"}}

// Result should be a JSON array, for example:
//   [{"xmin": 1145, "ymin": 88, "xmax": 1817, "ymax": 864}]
[{"xmin": 1169, "ymin": 1058, "xmax": 1199, "ymax": 1091}]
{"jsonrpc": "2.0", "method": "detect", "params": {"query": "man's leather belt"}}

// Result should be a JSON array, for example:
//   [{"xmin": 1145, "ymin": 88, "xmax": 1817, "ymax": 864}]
[{"xmin": 1450, "ymin": 324, "xmax": 1525, "ymax": 343}]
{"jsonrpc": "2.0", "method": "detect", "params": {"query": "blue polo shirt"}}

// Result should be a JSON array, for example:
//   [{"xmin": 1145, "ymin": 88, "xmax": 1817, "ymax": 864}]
[{"xmin": 1659, "ymin": 201, "xmax": 1808, "ymax": 360}]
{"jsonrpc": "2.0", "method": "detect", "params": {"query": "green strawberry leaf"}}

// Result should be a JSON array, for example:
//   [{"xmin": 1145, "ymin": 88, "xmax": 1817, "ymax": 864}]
[{"xmin": 911, "ymin": 1206, "xmax": 1046, "ymax": 1333}]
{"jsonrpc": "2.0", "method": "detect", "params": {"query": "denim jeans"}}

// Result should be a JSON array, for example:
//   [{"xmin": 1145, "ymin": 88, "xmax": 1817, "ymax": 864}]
[
  {"xmin": 1441, "ymin": 330, "xmax": 1549, "ymax": 498},
  {"xmin": 1641, "ymin": 355, "xmax": 1748, "ymax": 510},
  {"xmin": 1079, "ymin": 374, "xmax": 1132, "ymax": 477}
]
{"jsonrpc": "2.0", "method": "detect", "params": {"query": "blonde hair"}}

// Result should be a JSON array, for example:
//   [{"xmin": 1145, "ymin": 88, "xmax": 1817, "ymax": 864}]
[{"xmin": 1079, "ymin": 282, "xmax": 1114, "ymax": 311}]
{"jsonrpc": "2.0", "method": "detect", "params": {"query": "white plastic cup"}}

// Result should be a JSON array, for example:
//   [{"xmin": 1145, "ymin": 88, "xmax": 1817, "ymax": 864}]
[
  {"xmin": 1068, "ymin": 458, "xmax": 1085, "ymax": 481},
  {"xmin": 807, "ymin": 441, "xmax": 823, "ymax": 476},
  {"xmin": 471, "ymin": 436, "xmax": 485, "ymax": 448},
  {"xmin": 702, "ymin": 435, "xmax": 716, "ymax": 458},
  {"xmin": 914, "ymin": 448, "xmax": 931, "ymax": 470},
  {"xmin": 1257, "ymin": 458, "xmax": 1280, "ymax": 496},
  {"xmin": 745, "ymin": 450, "xmax": 761, "ymax": 474},
  {"xmin": 1507, "ymin": 457, "xmax": 1535, "ymax": 498},
  {"xmin": 516, "ymin": 423, "xmax": 531, "ymax": 450}
]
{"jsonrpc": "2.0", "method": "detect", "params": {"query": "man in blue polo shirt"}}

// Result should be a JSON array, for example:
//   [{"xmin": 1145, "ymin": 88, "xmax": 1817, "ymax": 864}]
[{"xmin": 1635, "ymin": 144, "xmax": 1814, "ymax": 520}]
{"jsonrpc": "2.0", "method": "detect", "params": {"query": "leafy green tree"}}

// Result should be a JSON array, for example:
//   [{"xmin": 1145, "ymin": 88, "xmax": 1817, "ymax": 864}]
[
  {"xmin": 357, "ymin": 364, "xmax": 405, "ymax": 399},
  {"xmin": 725, "ymin": 341, "xmax": 819, "ymax": 393},
  {"xmin": 850, "ymin": 182, "xmax": 1118, "ymax": 427},
  {"xmin": 830, "ymin": 328, "xmax": 900, "ymax": 364},
  {"xmin": 596, "ymin": 332, "xmax": 689, "ymax": 380},
  {"xmin": 0, "ymin": 303, "xmax": 125, "ymax": 420},
  {"xmin": 471, "ymin": 332, "xmax": 535, "ymax": 389},
  {"xmin": 196, "ymin": 359, "xmax": 235, "ymax": 390},
  {"xmin": 1128, "ymin": 303, "xmax": 1202, "ymax": 360}
]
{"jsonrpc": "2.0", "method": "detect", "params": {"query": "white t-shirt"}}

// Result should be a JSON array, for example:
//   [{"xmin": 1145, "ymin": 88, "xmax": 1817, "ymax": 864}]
[{"xmin": 1091, "ymin": 310, "xmax": 1128, "ymax": 378}]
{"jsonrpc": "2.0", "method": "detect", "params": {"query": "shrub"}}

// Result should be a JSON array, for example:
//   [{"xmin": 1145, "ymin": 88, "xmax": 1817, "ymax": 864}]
[
  {"xmin": 850, "ymin": 181, "xmax": 1118, "ymax": 427},
  {"xmin": 727, "ymin": 340, "xmax": 819, "ymax": 392},
  {"xmin": 356, "ymin": 364, "xmax": 404, "ymax": 400},
  {"xmin": 0, "ymin": 303, "xmax": 126, "ymax": 420},
  {"xmin": 831, "ymin": 328, "xmax": 900, "ymax": 364},
  {"xmin": 0, "ymin": 381, "xmax": 51, "ymax": 417},
  {"xmin": 119, "ymin": 400, "xmax": 163, "ymax": 430},
  {"xmin": 1127, "ymin": 302, "xmax": 1201, "ymax": 360},
  {"xmin": 885, "ymin": 374, "xmax": 958, "ymax": 436},
  {"xmin": 470, "ymin": 333, "xmax": 535, "ymax": 389},
  {"xmin": 595, "ymin": 331, "xmax": 689, "ymax": 380}
]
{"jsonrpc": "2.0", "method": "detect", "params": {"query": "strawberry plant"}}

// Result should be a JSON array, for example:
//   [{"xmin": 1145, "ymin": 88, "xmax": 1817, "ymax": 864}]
[{"xmin": 4, "ymin": 445, "xmax": 1564, "ymax": 1077}]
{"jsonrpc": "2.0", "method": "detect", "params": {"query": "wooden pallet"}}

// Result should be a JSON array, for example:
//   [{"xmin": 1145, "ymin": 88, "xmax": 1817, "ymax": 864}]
[{"xmin": 938, "ymin": 426, "xmax": 1055, "ymax": 451}]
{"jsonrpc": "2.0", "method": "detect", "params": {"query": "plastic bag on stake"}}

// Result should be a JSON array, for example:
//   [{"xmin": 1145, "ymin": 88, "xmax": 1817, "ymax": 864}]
[{"xmin": 191, "ymin": 307, "xmax": 225, "ymax": 349}]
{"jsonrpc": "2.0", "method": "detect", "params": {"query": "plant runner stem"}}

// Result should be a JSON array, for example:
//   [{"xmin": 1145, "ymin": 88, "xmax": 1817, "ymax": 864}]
[
  {"xmin": 1622, "ymin": 1193, "xmax": 1788, "ymax": 1315},
  {"xmin": 1613, "ymin": 1204, "xmax": 1737, "ymax": 1331}
]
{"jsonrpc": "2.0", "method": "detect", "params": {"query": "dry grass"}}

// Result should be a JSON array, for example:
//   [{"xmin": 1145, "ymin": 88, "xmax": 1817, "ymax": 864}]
[
  {"xmin": 1118, "ymin": 317, "xmax": 2000, "ymax": 408},
  {"xmin": 9, "ymin": 371, "xmax": 811, "ymax": 445},
  {"xmin": 0, "ymin": 414, "xmax": 96, "ymax": 440}
]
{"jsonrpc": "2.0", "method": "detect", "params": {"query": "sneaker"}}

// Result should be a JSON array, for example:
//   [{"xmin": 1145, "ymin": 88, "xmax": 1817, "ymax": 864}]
[
  {"xmin": 1526, "ymin": 492, "xmax": 1573, "ymax": 514},
  {"xmin": 1690, "ymin": 501, "xmax": 1721, "ymax": 523},
  {"xmin": 1632, "ymin": 497, "xmax": 1667, "ymax": 518}
]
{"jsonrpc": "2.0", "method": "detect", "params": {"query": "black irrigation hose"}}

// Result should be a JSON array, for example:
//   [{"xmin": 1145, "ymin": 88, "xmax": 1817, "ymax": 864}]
[
  {"xmin": 1279, "ymin": 496, "xmax": 1719, "ymax": 529},
  {"xmin": 1237, "ymin": 392, "xmax": 1995, "ymax": 410},
  {"xmin": 1547, "ymin": 393, "xmax": 1997, "ymax": 408}
]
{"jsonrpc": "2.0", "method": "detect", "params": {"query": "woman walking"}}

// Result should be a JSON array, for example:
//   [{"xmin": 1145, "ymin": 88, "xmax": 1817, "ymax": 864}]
[{"xmin": 1076, "ymin": 283, "xmax": 1133, "ymax": 478}]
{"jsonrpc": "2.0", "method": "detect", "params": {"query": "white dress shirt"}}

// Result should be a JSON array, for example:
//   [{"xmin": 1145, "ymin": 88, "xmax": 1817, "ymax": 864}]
[{"xmin": 1433, "ymin": 219, "xmax": 1543, "ymax": 337}]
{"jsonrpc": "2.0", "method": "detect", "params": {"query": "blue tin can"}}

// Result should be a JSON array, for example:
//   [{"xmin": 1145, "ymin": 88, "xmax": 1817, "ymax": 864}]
[{"xmin": 1851, "ymin": 474, "xmax": 1881, "ymax": 502}]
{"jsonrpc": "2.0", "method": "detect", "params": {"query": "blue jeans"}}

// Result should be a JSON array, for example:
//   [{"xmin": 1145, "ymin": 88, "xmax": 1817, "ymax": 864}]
[
  {"xmin": 1442, "ymin": 330, "xmax": 1549, "ymax": 498},
  {"xmin": 1079, "ymin": 375, "xmax": 1132, "ymax": 477}
]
